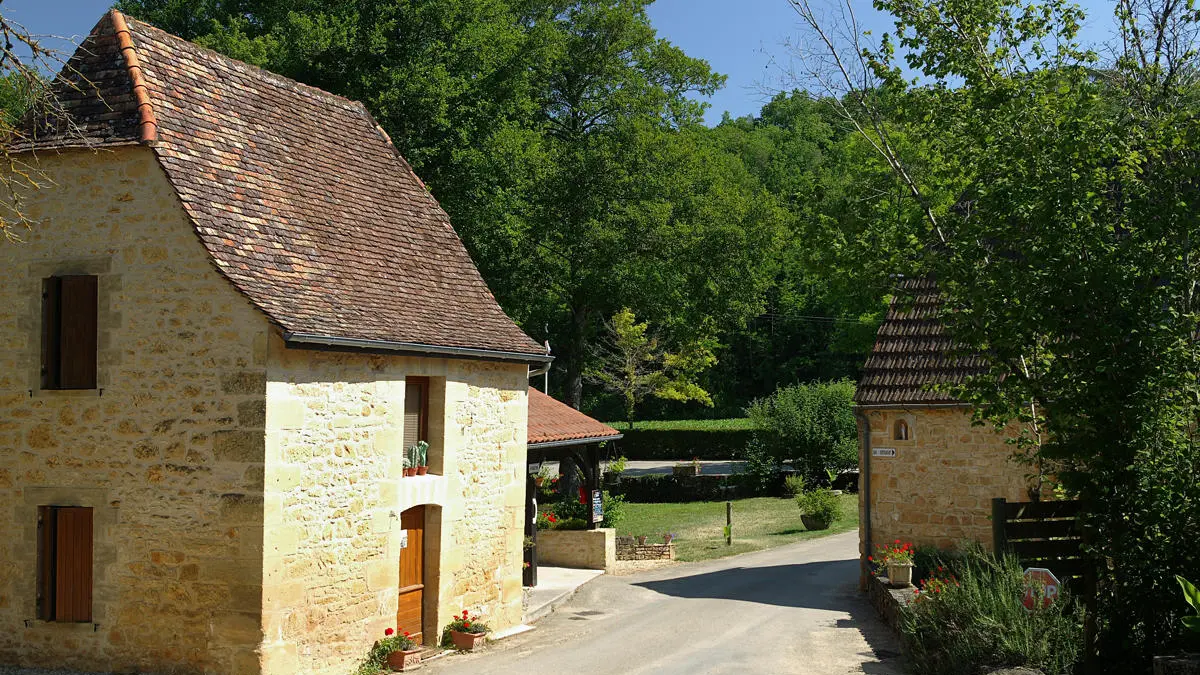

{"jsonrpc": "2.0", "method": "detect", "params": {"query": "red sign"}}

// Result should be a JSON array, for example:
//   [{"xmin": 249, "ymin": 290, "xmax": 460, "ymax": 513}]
[{"xmin": 1022, "ymin": 567, "xmax": 1061, "ymax": 611}]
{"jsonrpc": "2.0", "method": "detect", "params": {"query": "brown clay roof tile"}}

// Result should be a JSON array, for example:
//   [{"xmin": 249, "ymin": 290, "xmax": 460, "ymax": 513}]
[{"xmin": 21, "ymin": 11, "xmax": 545, "ymax": 360}]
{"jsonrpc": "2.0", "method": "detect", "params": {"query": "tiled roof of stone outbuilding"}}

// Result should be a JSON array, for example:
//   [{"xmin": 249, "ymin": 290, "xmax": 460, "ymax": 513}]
[
  {"xmin": 855, "ymin": 277, "xmax": 987, "ymax": 406},
  {"xmin": 17, "ymin": 11, "xmax": 547, "ymax": 362},
  {"xmin": 527, "ymin": 389, "xmax": 623, "ymax": 448}
]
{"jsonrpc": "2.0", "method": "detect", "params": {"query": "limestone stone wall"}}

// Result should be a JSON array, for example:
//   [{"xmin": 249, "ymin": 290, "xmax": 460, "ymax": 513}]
[
  {"xmin": 536, "ymin": 529, "xmax": 615, "ymax": 570},
  {"xmin": 262, "ymin": 335, "xmax": 529, "ymax": 675},
  {"xmin": 615, "ymin": 538, "xmax": 674, "ymax": 561},
  {"xmin": 860, "ymin": 407, "xmax": 1032, "ymax": 559},
  {"xmin": 0, "ymin": 147, "xmax": 271, "ymax": 673}
]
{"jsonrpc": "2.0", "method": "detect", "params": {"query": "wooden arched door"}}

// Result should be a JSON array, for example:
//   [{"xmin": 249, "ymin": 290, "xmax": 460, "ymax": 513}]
[{"xmin": 397, "ymin": 505, "xmax": 425, "ymax": 641}]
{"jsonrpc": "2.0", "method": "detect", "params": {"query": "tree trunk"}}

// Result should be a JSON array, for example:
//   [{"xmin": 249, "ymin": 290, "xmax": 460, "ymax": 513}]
[{"xmin": 565, "ymin": 304, "xmax": 589, "ymax": 409}]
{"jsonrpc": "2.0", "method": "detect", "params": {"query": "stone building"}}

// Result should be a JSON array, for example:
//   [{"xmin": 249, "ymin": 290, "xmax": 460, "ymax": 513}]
[
  {"xmin": 854, "ymin": 278, "xmax": 1033, "ymax": 575},
  {"xmin": 0, "ymin": 11, "xmax": 550, "ymax": 674}
]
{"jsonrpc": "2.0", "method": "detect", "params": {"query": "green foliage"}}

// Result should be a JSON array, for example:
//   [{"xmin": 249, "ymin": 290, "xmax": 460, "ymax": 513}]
[
  {"xmin": 899, "ymin": 551, "xmax": 1083, "ymax": 675},
  {"xmin": 607, "ymin": 418, "xmax": 753, "ymax": 432},
  {"xmin": 783, "ymin": 474, "xmax": 807, "ymax": 498},
  {"xmin": 746, "ymin": 380, "xmax": 858, "ymax": 479},
  {"xmin": 739, "ymin": 439, "xmax": 782, "ymax": 495},
  {"xmin": 1179, "ymin": 576, "xmax": 1200, "ymax": 634},
  {"xmin": 550, "ymin": 490, "xmax": 624, "ymax": 529},
  {"xmin": 587, "ymin": 308, "xmax": 716, "ymax": 425},
  {"xmin": 553, "ymin": 517, "xmax": 588, "ymax": 531},
  {"xmin": 792, "ymin": 0, "xmax": 1200, "ymax": 664},
  {"xmin": 608, "ymin": 428, "xmax": 752, "ymax": 460},
  {"xmin": 444, "ymin": 609, "xmax": 489, "ymax": 636},
  {"xmin": 794, "ymin": 488, "xmax": 841, "ymax": 527},
  {"xmin": 605, "ymin": 455, "xmax": 627, "ymax": 478}
]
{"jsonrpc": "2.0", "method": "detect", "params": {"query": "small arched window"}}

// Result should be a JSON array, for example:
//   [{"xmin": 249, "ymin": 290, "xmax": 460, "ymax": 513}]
[{"xmin": 894, "ymin": 419, "xmax": 911, "ymax": 441}]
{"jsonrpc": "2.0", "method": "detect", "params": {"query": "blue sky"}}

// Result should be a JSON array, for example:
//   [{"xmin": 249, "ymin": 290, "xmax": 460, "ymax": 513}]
[{"xmin": 8, "ymin": 0, "xmax": 1124, "ymax": 124}]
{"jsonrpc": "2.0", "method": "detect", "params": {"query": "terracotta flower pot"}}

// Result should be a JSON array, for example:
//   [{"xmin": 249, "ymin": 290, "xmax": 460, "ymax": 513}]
[
  {"xmin": 636, "ymin": 536, "xmax": 647, "ymax": 545},
  {"xmin": 450, "ymin": 629, "xmax": 487, "ymax": 651},
  {"xmin": 386, "ymin": 648, "xmax": 422, "ymax": 671},
  {"xmin": 662, "ymin": 534, "xmax": 675, "ymax": 545},
  {"xmin": 416, "ymin": 466, "xmax": 428, "ymax": 476},
  {"xmin": 403, "ymin": 467, "xmax": 416, "ymax": 477},
  {"xmin": 887, "ymin": 562, "xmax": 914, "ymax": 588}
]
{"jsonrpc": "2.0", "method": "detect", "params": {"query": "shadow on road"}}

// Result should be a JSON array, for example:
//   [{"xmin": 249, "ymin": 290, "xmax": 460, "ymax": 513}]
[
  {"xmin": 634, "ymin": 558, "xmax": 906, "ymax": 672},
  {"xmin": 633, "ymin": 559, "xmax": 858, "ymax": 610}
]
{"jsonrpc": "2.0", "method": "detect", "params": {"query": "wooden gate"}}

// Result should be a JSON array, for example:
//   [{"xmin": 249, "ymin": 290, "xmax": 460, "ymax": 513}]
[
  {"xmin": 991, "ymin": 498, "xmax": 1089, "ymax": 583},
  {"xmin": 397, "ymin": 506, "xmax": 425, "ymax": 641}
]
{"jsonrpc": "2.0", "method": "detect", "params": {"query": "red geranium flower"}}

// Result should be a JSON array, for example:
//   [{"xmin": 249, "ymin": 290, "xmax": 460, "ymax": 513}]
[{"xmin": 385, "ymin": 628, "xmax": 394, "ymax": 636}]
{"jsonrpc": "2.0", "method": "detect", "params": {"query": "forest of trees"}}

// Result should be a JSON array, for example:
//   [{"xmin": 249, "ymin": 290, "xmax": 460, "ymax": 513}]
[{"xmin": 114, "ymin": 0, "xmax": 890, "ymax": 418}]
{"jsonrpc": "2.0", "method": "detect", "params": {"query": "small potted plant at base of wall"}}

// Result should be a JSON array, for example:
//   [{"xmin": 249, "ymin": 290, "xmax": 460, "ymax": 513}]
[
  {"xmin": 355, "ymin": 628, "xmax": 420, "ymax": 673},
  {"xmin": 872, "ymin": 540, "xmax": 915, "ymax": 588},
  {"xmin": 445, "ymin": 610, "xmax": 489, "ymax": 651},
  {"xmin": 796, "ymin": 487, "xmax": 842, "ymax": 531}
]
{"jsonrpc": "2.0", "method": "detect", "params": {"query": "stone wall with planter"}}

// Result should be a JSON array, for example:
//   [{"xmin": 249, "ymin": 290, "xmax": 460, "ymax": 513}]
[
  {"xmin": 536, "ymin": 529, "xmax": 615, "ymax": 570},
  {"xmin": 615, "ymin": 538, "xmax": 675, "ymax": 561},
  {"xmin": 860, "ymin": 408, "xmax": 1031, "ymax": 562}
]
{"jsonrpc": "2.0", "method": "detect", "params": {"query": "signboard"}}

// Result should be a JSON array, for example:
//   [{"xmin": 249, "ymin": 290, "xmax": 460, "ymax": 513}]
[
  {"xmin": 399, "ymin": 529, "xmax": 409, "ymax": 550},
  {"xmin": 591, "ymin": 489, "xmax": 603, "ymax": 524},
  {"xmin": 1022, "ymin": 567, "xmax": 1060, "ymax": 611},
  {"xmin": 873, "ymin": 448, "xmax": 897, "ymax": 458}
]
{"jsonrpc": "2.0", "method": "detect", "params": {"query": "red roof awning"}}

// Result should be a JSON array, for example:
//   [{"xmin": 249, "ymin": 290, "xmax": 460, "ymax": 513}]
[{"xmin": 527, "ymin": 388, "xmax": 622, "ymax": 448}]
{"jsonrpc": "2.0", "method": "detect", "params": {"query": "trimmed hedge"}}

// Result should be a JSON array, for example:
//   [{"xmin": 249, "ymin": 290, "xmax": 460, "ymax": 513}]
[
  {"xmin": 604, "ymin": 472, "xmax": 787, "ymax": 502},
  {"xmin": 611, "ymin": 429, "xmax": 753, "ymax": 461}
]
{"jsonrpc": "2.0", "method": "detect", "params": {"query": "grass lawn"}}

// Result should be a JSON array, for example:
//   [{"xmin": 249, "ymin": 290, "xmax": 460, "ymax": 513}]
[
  {"xmin": 615, "ymin": 494, "xmax": 858, "ymax": 562},
  {"xmin": 607, "ymin": 418, "xmax": 753, "ymax": 432}
]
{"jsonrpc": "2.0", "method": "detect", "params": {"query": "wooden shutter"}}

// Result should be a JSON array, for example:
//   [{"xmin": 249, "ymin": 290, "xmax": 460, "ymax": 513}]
[
  {"xmin": 41, "ymin": 275, "xmax": 98, "ymax": 390},
  {"xmin": 40, "ymin": 278, "xmax": 62, "ymax": 390},
  {"xmin": 402, "ymin": 379, "xmax": 428, "ymax": 449},
  {"xmin": 36, "ymin": 506, "xmax": 56, "ymax": 620},
  {"xmin": 54, "ymin": 507, "xmax": 93, "ymax": 622},
  {"xmin": 58, "ymin": 276, "xmax": 98, "ymax": 390}
]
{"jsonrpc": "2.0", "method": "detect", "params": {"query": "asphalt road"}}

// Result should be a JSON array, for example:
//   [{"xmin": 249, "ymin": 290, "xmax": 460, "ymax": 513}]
[{"xmin": 426, "ymin": 531, "xmax": 904, "ymax": 675}]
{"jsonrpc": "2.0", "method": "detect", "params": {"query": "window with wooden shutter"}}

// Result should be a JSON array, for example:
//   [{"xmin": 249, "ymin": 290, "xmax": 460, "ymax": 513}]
[
  {"xmin": 37, "ymin": 506, "xmax": 94, "ymax": 622},
  {"xmin": 41, "ymin": 275, "xmax": 98, "ymax": 390},
  {"xmin": 402, "ymin": 378, "xmax": 429, "ymax": 450}
]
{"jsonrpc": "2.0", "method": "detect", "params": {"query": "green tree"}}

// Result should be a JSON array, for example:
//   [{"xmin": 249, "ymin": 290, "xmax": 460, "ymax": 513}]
[
  {"xmin": 586, "ymin": 308, "xmax": 716, "ymax": 426},
  {"xmin": 746, "ymin": 379, "xmax": 858, "ymax": 479},
  {"xmin": 792, "ymin": 0, "xmax": 1200, "ymax": 667}
]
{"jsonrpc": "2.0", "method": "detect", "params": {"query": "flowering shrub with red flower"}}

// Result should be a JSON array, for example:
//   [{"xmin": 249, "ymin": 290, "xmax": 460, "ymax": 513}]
[
  {"xmin": 536, "ymin": 511, "xmax": 558, "ymax": 530},
  {"xmin": 356, "ymin": 627, "xmax": 415, "ymax": 674},
  {"xmin": 911, "ymin": 566, "xmax": 959, "ymax": 604},
  {"xmin": 870, "ymin": 539, "xmax": 914, "ymax": 573},
  {"xmin": 446, "ymin": 609, "xmax": 490, "ymax": 635}
]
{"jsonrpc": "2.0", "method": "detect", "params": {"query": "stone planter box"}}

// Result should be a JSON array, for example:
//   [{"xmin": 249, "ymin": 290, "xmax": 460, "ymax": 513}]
[
  {"xmin": 616, "ymin": 537, "xmax": 676, "ymax": 561},
  {"xmin": 672, "ymin": 464, "xmax": 701, "ymax": 477},
  {"xmin": 537, "ymin": 528, "xmax": 615, "ymax": 570}
]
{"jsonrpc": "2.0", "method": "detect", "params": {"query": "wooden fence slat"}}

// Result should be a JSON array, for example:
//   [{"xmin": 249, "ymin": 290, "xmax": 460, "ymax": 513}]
[
  {"xmin": 1005, "ymin": 519, "xmax": 1080, "ymax": 540},
  {"xmin": 1009, "ymin": 539, "xmax": 1086, "ymax": 559},
  {"xmin": 1004, "ymin": 500, "xmax": 1081, "ymax": 520}
]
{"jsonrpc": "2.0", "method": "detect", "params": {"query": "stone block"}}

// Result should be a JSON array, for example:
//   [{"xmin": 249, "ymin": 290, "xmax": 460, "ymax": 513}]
[{"xmin": 213, "ymin": 430, "xmax": 263, "ymax": 463}]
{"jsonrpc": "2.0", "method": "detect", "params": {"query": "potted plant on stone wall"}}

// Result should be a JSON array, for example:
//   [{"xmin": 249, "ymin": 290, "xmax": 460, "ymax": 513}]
[
  {"xmin": 401, "ymin": 452, "xmax": 415, "ymax": 478},
  {"xmin": 662, "ymin": 532, "xmax": 676, "ymax": 545},
  {"xmin": 444, "ymin": 610, "xmax": 490, "ymax": 651},
  {"xmin": 412, "ymin": 441, "xmax": 429, "ymax": 476},
  {"xmin": 872, "ymin": 540, "xmax": 916, "ymax": 588}
]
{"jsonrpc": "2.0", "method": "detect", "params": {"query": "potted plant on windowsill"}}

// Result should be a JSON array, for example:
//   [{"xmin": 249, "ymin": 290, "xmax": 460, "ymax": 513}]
[
  {"xmin": 445, "ymin": 610, "xmax": 489, "ymax": 651},
  {"xmin": 411, "ymin": 441, "xmax": 429, "ymax": 476},
  {"xmin": 872, "ymin": 540, "xmax": 915, "ymax": 588},
  {"xmin": 357, "ymin": 628, "xmax": 420, "ymax": 672},
  {"xmin": 401, "ymin": 454, "xmax": 415, "ymax": 478}
]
